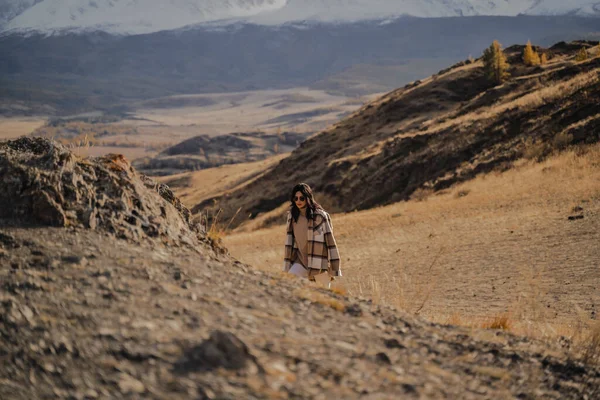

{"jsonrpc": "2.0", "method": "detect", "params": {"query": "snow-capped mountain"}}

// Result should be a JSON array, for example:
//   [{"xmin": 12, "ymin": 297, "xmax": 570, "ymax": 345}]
[
  {"xmin": 2, "ymin": 0, "xmax": 600, "ymax": 35},
  {"xmin": 0, "ymin": 0, "xmax": 43, "ymax": 26},
  {"xmin": 527, "ymin": 0, "xmax": 600, "ymax": 16},
  {"xmin": 2, "ymin": 0, "xmax": 287, "ymax": 34}
]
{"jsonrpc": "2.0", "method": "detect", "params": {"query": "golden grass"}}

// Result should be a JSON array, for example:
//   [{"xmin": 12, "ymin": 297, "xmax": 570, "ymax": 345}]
[
  {"xmin": 296, "ymin": 288, "xmax": 346, "ymax": 312},
  {"xmin": 580, "ymin": 322, "xmax": 600, "ymax": 365},
  {"xmin": 481, "ymin": 313, "xmax": 513, "ymax": 331},
  {"xmin": 224, "ymin": 143, "xmax": 600, "ymax": 356},
  {"xmin": 157, "ymin": 154, "xmax": 288, "ymax": 210},
  {"xmin": 0, "ymin": 117, "xmax": 46, "ymax": 139},
  {"xmin": 203, "ymin": 207, "xmax": 242, "ymax": 243},
  {"xmin": 414, "ymin": 69, "xmax": 599, "ymax": 138}
]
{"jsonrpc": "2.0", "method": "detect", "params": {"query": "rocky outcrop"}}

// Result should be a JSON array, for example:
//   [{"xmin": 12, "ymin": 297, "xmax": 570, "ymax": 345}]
[
  {"xmin": 0, "ymin": 137, "xmax": 204, "ymax": 245},
  {"xmin": 0, "ymin": 226, "xmax": 599, "ymax": 399}
]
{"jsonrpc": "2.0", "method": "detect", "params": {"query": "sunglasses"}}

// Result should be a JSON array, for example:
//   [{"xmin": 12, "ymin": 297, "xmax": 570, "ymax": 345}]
[{"xmin": 294, "ymin": 196, "xmax": 305, "ymax": 201}]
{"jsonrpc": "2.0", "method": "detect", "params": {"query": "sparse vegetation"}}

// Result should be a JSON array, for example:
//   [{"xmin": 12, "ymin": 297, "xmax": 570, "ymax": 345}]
[
  {"xmin": 225, "ymin": 143, "xmax": 600, "ymax": 358},
  {"xmin": 296, "ymin": 288, "xmax": 346, "ymax": 312},
  {"xmin": 579, "ymin": 322, "xmax": 600, "ymax": 366},
  {"xmin": 522, "ymin": 138, "xmax": 550, "ymax": 161},
  {"xmin": 576, "ymin": 47, "xmax": 589, "ymax": 62},
  {"xmin": 205, "ymin": 207, "xmax": 242, "ymax": 243},
  {"xmin": 32, "ymin": 120, "xmax": 139, "ymax": 142},
  {"xmin": 481, "ymin": 313, "xmax": 513, "ymax": 331}
]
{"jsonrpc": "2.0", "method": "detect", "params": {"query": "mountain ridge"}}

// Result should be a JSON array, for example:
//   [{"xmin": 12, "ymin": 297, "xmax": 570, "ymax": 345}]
[
  {"xmin": 192, "ymin": 40, "xmax": 600, "ymax": 229},
  {"xmin": 2, "ymin": 16, "xmax": 599, "ymax": 116},
  {"xmin": 2, "ymin": 0, "xmax": 600, "ymax": 35}
]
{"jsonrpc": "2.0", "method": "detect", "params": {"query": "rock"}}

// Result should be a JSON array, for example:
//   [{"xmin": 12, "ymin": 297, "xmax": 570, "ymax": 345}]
[
  {"xmin": 376, "ymin": 352, "xmax": 392, "ymax": 364},
  {"xmin": 345, "ymin": 303, "xmax": 363, "ymax": 317},
  {"xmin": 32, "ymin": 192, "xmax": 67, "ymax": 226},
  {"xmin": 174, "ymin": 331, "xmax": 259, "ymax": 373},
  {"xmin": 0, "ymin": 137, "xmax": 207, "ymax": 248},
  {"xmin": 62, "ymin": 255, "xmax": 88, "ymax": 267},
  {"xmin": 20, "ymin": 305, "xmax": 34, "ymax": 323},
  {"xmin": 0, "ymin": 232, "xmax": 19, "ymax": 248},
  {"xmin": 384, "ymin": 338, "xmax": 406, "ymax": 350},
  {"xmin": 568, "ymin": 215, "xmax": 584, "ymax": 221},
  {"xmin": 117, "ymin": 373, "xmax": 145, "ymax": 394},
  {"xmin": 82, "ymin": 208, "xmax": 98, "ymax": 230}
]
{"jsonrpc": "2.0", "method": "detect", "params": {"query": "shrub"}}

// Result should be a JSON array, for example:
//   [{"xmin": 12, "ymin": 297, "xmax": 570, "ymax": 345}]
[
  {"xmin": 523, "ymin": 40, "xmax": 541, "ymax": 66},
  {"xmin": 575, "ymin": 47, "xmax": 589, "ymax": 62},
  {"xmin": 481, "ymin": 313, "xmax": 512, "ymax": 331}
]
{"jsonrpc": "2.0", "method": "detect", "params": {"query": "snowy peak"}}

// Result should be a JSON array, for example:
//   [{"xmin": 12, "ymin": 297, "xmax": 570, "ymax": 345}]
[
  {"xmin": 4, "ymin": 0, "xmax": 287, "ymax": 34},
  {"xmin": 527, "ymin": 0, "xmax": 600, "ymax": 16},
  {"xmin": 2, "ymin": 0, "xmax": 600, "ymax": 35},
  {"xmin": 0, "ymin": 0, "xmax": 43, "ymax": 26}
]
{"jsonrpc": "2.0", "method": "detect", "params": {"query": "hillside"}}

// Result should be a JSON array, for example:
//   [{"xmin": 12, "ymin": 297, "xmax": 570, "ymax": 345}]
[
  {"xmin": 194, "ymin": 40, "xmax": 600, "ymax": 229},
  {"xmin": 1, "ymin": 138, "xmax": 599, "ymax": 399},
  {"xmin": 134, "ymin": 131, "xmax": 309, "ymax": 176},
  {"xmin": 224, "ymin": 141, "xmax": 600, "ymax": 336}
]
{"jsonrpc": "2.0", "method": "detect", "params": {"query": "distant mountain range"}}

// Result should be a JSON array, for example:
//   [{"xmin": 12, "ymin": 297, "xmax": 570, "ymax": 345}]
[
  {"xmin": 1, "ymin": 1, "xmax": 599, "ymax": 116},
  {"xmin": 0, "ymin": 0, "xmax": 42, "ymax": 27},
  {"xmin": 1, "ymin": 14, "xmax": 599, "ymax": 116},
  {"xmin": 1, "ymin": 0, "xmax": 600, "ymax": 35}
]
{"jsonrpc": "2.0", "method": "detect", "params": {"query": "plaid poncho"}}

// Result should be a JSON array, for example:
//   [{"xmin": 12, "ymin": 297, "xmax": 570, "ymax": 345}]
[{"xmin": 283, "ymin": 208, "xmax": 342, "ymax": 277}]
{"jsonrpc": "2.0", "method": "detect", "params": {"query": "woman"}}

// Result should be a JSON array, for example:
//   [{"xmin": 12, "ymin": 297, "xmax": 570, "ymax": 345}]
[{"xmin": 283, "ymin": 183, "xmax": 341, "ymax": 282}]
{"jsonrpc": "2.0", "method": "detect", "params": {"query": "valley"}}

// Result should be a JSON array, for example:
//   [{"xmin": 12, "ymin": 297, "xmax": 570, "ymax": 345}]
[{"xmin": 1, "ymin": 87, "xmax": 376, "ymax": 167}]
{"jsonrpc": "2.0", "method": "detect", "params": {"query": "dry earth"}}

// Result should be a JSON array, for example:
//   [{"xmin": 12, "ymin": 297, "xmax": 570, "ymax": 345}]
[
  {"xmin": 1, "ymin": 138, "xmax": 599, "ymax": 399},
  {"xmin": 130, "ymin": 88, "xmax": 374, "ymax": 135},
  {"xmin": 0, "ymin": 117, "xmax": 46, "ymax": 140},
  {"xmin": 223, "ymin": 145, "xmax": 600, "ymax": 341},
  {"xmin": 5, "ymin": 226, "xmax": 599, "ymax": 400}
]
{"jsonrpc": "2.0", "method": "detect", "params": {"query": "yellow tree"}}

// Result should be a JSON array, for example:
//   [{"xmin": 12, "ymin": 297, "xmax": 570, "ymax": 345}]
[
  {"xmin": 523, "ymin": 40, "xmax": 541, "ymax": 66},
  {"xmin": 540, "ymin": 53, "xmax": 548, "ymax": 65},
  {"xmin": 483, "ymin": 40, "xmax": 511, "ymax": 85},
  {"xmin": 575, "ymin": 47, "xmax": 588, "ymax": 62}
]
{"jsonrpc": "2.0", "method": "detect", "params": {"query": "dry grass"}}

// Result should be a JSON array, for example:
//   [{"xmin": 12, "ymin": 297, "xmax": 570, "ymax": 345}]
[
  {"xmin": 413, "ymin": 69, "xmax": 600, "ymax": 139},
  {"xmin": 579, "ymin": 322, "xmax": 600, "ymax": 365},
  {"xmin": 204, "ymin": 207, "xmax": 242, "ymax": 243},
  {"xmin": 0, "ymin": 117, "xmax": 46, "ymax": 140},
  {"xmin": 135, "ymin": 87, "xmax": 361, "ymax": 135},
  {"xmin": 157, "ymin": 154, "xmax": 288, "ymax": 210},
  {"xmin": 296, "ymin": 288, "xmax": 346, "ymax": 312},
  {"xmin": 481, "ymin": 313, "xmax": 513, "ymax": 331},
  {"xmin": 224, "ymin": 143, "xmax": 600, "ymax": 352}
]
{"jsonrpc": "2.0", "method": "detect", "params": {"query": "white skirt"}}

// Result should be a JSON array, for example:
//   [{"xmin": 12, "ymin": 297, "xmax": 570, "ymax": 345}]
[{"xmin": 289, "ymin": 263, "xmax": 308, "ymax": 278}]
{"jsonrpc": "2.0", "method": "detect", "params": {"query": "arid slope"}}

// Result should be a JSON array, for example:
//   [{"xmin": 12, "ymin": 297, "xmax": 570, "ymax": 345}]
[
  {"xmin": 224, "ymin": 144, "xmax": 600, "ymax": 335},
  {"xmin": 0, "ymin": 138, "xmax": 599, "ymax": 399},
  {"xmin": 194, "ymin": 41, "xmax": 600, "ymax": 228}
]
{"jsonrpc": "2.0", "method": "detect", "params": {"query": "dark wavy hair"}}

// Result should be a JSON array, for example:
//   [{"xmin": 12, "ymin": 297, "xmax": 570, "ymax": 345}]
[{"xmin": 290, "ymin": 183, "xmax": 322, "ymax": 222}]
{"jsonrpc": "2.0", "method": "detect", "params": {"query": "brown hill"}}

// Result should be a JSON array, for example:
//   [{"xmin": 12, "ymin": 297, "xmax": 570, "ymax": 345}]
[
  {"xmin": 134, "ymin": 131, "xmax": 310, "ymax": 176},
  {"xmin": 192, "ymin": 40, "xmax": 600, "ymax": 229},
  {"xmin": 0, "ymin": 138, "xmax": 599, "ymax": 399}
]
